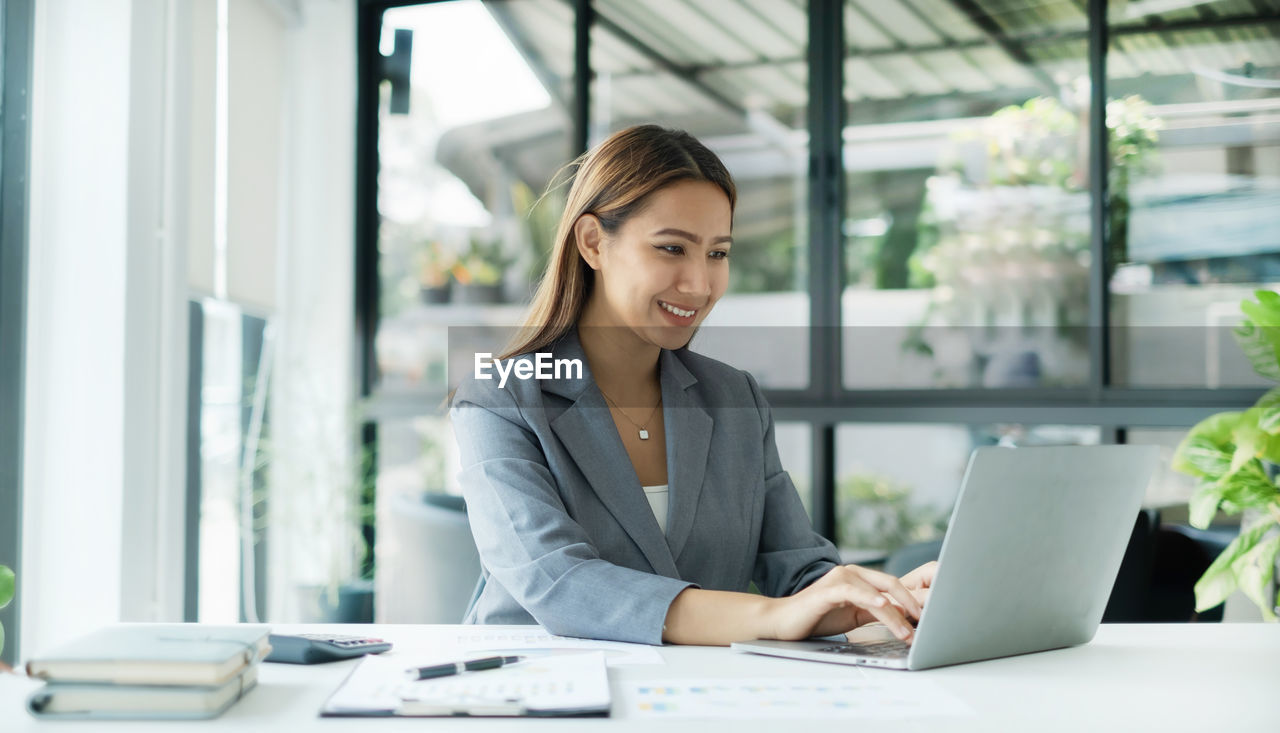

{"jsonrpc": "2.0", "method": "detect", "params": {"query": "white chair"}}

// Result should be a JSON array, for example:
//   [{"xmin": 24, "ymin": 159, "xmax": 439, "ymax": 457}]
[{"xmin": 376, "ymin": 492, "xmax": 480, "ymax": 624}]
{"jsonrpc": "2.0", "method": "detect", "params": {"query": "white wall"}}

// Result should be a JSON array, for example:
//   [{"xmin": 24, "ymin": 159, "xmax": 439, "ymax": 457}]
[
  {"xmin": 266, "ymin": 0, "xmax": 357, "ymax": 621},
  {"xmin": 23, "ymin": 0, "xmax": 133, "ymax": 657},
  {"xmin": 22, "ymin": 0, "xmax": 357, "ymax": 653}
]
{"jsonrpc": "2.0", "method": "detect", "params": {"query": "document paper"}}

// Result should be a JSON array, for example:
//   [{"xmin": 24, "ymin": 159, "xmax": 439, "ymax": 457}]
[
  {"xmin": 322, "ymin": 650, "xmax": 611, "ymax": 717},
  {"xmin": 622, "ymin": 677, "xmax": 973, "ymax": 719}
]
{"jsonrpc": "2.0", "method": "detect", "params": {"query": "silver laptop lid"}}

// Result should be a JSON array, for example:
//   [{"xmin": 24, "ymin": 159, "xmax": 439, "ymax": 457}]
[{"xmin": 906, "ymin": 444, "xmax": 1159, "ymax": 670}]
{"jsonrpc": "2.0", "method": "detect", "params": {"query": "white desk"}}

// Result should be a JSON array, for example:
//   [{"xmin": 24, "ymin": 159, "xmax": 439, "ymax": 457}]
[{"xmin": 3, "ymin": 623, "xmax": 1276, "ymax": 731}]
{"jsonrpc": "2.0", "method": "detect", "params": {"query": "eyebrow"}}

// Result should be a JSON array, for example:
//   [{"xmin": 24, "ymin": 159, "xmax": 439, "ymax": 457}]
[{"xmin": 651, "ymin": 228, "xmax": 733, "ymax": 245}]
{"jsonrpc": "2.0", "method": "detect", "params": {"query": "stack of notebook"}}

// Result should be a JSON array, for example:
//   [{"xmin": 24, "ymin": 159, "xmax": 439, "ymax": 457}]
[{"xmin": 23, "ymin": 624, "xmax": 270, "ymax": 720}]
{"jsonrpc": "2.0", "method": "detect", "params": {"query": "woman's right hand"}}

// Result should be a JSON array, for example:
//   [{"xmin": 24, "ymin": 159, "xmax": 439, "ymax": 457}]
[{"xmin": 764, "ymin": 564, "xmax": 923, "ymax": 642}]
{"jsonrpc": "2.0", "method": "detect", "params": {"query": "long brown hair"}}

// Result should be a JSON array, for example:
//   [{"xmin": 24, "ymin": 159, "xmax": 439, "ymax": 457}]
[{"xmin": 499, "ymin": 125, "xmax": 736, "ymax": 359}]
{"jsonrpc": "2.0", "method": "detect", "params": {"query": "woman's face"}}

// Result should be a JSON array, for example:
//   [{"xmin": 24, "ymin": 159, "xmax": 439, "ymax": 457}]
[{"xmin": 579, "ymin": 180, "xmax": 732, "ymax": 351}]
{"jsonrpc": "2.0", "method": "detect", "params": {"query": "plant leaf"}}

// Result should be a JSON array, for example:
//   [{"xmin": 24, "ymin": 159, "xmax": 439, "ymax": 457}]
[
  {"xmin": 1228, "ymin": 409, "xmax": 1264, "ymax": 475},
  {"xmin": 1236, "ymin": 292, "xmax": 1280, "ymax": 381},
  {"xmin": 1172, "ymin": 412, "xmax": 1241, "ymax": 479},
  {"xmin": 1195, "ymin": 519, "xmax": 1275, "ymax": 612},
  {"xmin": 1233, "ymin": 532, "xmax": 1280, "ymax": 622},
  {"xmin": 1255, "ymin": 387, "xmax": 1280, "ymax": 434},
  {"xmin": 1217, "ymin": 463, "xmax": 1280, "ymax": 513},
  {"xmin": 1234, "ymin": 322, "xmax": 1280, "ymax": 382},
  {"xmin": 0, "ymin": 564, "xmax": 13, "ymax": 609},
  {"xmin": 1188, "ymin": 483, "xmax": 1226, "ymax": 529}
]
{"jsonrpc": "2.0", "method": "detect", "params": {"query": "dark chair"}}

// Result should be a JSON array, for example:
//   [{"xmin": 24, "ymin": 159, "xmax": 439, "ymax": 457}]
[
  {"xmin": 1102, "ymin": 509, "xmax": 1159, "ymax": 622},
  {"xmin": 1147, "ymin": 524, "xmax": 1233, "ymax": 622}
]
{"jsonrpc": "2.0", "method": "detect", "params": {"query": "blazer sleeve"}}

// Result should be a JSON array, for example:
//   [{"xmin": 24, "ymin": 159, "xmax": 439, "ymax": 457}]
[
  {"xmin": 450, "ymin": 381, "xmax": 696, "ymax": 645},
  {"xmin": 744, "ymin": 371, "xmax": 841, "ymax": 597}
]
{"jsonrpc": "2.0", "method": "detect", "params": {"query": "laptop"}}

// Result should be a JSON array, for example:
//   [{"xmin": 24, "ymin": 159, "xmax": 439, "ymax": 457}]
[{"xmin": 733, "ymin": 444, "xmax": 1160, "ymax": 671}]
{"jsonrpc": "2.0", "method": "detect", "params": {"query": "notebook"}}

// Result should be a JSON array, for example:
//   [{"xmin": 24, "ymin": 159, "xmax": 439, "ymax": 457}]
[
  {"xmin": 322, "ymin": 650, "xmax": 612, "ymax": 717},
  {"xmin": 25, "ymin": 661, "xmax": 259, "ymax": 720},
  {"xmin": 25, "ymin": 623, "xmax": 271, "ymax": 686}
]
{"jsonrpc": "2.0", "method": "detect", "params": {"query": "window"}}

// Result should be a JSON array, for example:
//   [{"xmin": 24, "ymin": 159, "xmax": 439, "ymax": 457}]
[
  {"xmin": 357, "ymin": 0, "xmax": 1273, "ymax": 585},
  {"xmin": 842, "ymin": 0, "xmax": 1089, "ymax": 390},
  {"xmin": 591, "ymin": 0, "xmax": 812, "ymax": 388},
  {"xmin": 1106, "ymin": 1, "xmax": 1280, "ymax": 388},
  {"xmin": 835, "ymin": 423, "xmax": 1101, "ymax": 558}
]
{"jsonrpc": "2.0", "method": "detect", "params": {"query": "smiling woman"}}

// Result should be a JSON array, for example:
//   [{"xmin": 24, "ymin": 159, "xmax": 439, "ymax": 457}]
[{"xmin": 448, "ymin": 125, "xmax": 936, "ymax": 647}]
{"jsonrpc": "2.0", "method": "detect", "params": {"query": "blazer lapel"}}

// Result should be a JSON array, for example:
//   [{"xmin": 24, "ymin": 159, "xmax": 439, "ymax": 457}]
[
  {"xmin": 544, "ymin": 331, "xmax": 680, "ymax": 578},
  {"xmin": 660, "ymin": 349, "xmax": 713, "ymax": 562}
]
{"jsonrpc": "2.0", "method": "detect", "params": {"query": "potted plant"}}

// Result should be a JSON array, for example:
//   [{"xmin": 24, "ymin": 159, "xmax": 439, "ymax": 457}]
[
  {"xmin": 1, "ymin": 563, "xmax": 14, "ymax": 672},
  {"xmin": 1172, "ymin": 290, "xmax": 1280, "ymax": 621},
  {"xmin": 450, "ymin": 238, "xmax": 510, "ymax": 304},
  {"xmin": 418, "ymin": 240, "xmax": 455, "ymax": 304}
]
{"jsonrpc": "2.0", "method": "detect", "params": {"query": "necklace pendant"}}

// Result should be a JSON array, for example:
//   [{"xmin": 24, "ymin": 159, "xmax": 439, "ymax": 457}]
[{"xmin": 638, "ymin": 429, "xmax": 650, "ymax": 440}]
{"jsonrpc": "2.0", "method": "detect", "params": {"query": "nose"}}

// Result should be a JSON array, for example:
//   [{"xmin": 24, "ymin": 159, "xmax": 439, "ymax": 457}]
[{"xmin": 676, "ymin": 257, "xmax": 712, "ymax": 300}]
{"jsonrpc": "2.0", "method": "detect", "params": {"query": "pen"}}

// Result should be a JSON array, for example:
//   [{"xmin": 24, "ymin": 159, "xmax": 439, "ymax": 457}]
[{"xmin": 406, "ymin": 655, "xmax": 525, "ymax": 680}]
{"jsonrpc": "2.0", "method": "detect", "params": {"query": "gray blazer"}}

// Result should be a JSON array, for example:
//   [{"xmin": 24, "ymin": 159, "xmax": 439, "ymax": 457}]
[{"xmin": 450, "ymin": 329, "xmax": 839, "ymax": 644}]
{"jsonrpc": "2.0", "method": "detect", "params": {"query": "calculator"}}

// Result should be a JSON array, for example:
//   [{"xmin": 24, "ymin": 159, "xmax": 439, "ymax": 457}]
[{"xmin": 264, "ymin": 633, "xmax": 393, "ymax": 664}]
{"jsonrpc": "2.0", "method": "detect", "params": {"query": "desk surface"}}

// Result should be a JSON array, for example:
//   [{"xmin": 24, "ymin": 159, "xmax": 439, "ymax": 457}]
[{"xmin": 3, "ymin": 623, "xmax": 1276, "ymax": 731}]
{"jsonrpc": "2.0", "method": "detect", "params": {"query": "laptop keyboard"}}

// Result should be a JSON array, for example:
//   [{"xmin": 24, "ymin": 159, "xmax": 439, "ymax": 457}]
[{"xmin": 816, "ymin": 639, "xmax": 911, "ymax": 659}]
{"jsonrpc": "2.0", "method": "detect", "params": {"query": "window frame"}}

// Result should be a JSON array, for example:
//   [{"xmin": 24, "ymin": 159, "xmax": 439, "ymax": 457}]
[{"xmin": 1, "ymin": 0, "xmax": 35, "ymax": 668}]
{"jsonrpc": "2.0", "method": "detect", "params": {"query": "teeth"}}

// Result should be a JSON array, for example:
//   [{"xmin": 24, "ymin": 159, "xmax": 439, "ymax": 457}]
[{"xmin": 660, "ymin": 302, "xmax": 695, "ymax": 318}]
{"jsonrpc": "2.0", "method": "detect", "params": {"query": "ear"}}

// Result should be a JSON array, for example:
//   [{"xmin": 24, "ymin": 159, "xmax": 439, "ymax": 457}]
[{"xmin": 574, "ymin": 214, "xmax": 605, "ymax": 271}]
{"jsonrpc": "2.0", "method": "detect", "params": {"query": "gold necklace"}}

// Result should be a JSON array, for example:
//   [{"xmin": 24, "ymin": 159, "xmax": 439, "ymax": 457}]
[{"xmin": 599, "ymin": 389, "xmax": 662, "ymax": 441}]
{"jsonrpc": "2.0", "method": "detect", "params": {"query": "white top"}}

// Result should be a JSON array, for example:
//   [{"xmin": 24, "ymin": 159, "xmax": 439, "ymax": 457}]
[{"xmin": 642, "ymin": 484, "xmax": 669, "ymax": 534}]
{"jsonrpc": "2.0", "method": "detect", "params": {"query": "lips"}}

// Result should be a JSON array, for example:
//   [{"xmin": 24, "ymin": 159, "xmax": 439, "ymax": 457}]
[{"xmin": 659, "ymin": 300, "xmax": 697, "ymax": 319}]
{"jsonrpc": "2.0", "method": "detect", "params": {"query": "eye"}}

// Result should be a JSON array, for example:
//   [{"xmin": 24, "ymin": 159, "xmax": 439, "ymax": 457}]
[
  {"xmin": 655, "ymin": 244, "xmax": 685, "ymax": 255},
  {"xmin": 709, "ymin": 250, "xmax": 730, "ymax": 260}
]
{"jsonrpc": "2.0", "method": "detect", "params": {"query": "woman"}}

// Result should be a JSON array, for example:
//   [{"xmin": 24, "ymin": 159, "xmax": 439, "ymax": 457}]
[{"xmin": 451, "ymin": 124, "xmax": 934, "ymax": 646}]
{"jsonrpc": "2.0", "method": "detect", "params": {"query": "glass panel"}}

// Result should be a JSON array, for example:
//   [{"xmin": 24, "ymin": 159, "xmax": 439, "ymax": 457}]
[
  {"xmin": 375, "ymin": 0, "xmax": 574, "ymax": 400},
  {"xmin": 834, "ymin": 423, "xmax": 1101, "ymax": 557},
  {"xmin": 842, "ymin": 0, "xmax": 1090, "ymax": 389},
  {"xmin": 591, "ymin": 0, "xmax": 811, "ymax": 389},
  {"xmin": 1106, "ymin": 2, "xmax": 1280, "ymax": 387},
  {"xmin": 197, "ymin": 300, "xmax": 247, "ymax": 623}
]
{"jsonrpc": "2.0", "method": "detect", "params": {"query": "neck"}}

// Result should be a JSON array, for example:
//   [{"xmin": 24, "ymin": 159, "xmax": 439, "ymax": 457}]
[{"xmin": 577, "ymin": 297, "xmax": 660, "ymax": 404}]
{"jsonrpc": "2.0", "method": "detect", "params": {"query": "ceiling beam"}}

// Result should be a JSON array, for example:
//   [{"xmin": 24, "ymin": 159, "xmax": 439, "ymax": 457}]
[
  {"xmin": 944, "ymin": 0, "xmax": 1062, "ymax": 94},
  {"xmin": 589, "ymin": 6, "xmax": 747, "ymax": 118}
]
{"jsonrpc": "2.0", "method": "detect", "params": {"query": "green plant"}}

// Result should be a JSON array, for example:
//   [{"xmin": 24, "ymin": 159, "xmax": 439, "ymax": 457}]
[
  {"xmin": 0, "ymin": 564, "xmax": 14, "ymax": 657},
  {"xmin": 1172, "ymin": 290, "xmax": 1280, "ymax": 621},
  {"xmin": 418, "ymin": 240, "xmax": 456, "ymax": 289},
  {"xmin": 451, "ymin": 238, "xmax": 511, "ymax": 286},
  {"xmin": 835, "ymin": 474, "xmax": 950, "ymax": 553}
]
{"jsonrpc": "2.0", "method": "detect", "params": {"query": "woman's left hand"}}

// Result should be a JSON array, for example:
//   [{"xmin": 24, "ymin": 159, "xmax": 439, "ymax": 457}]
[{"xmin": 848, "ymin": 560, "xmax": 938, "ymax": 632}]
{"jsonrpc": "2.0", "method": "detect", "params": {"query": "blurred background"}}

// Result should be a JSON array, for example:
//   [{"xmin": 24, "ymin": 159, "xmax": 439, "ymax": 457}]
[{"xmin": 2, "ymin": 0, "xmax": 1277, "ymax": 665}]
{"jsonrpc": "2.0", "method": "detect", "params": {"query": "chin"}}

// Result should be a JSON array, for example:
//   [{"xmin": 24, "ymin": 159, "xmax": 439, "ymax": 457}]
[{"xmin": 644, "ymin": 325, "xmax": 697, "ymax": 351}]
